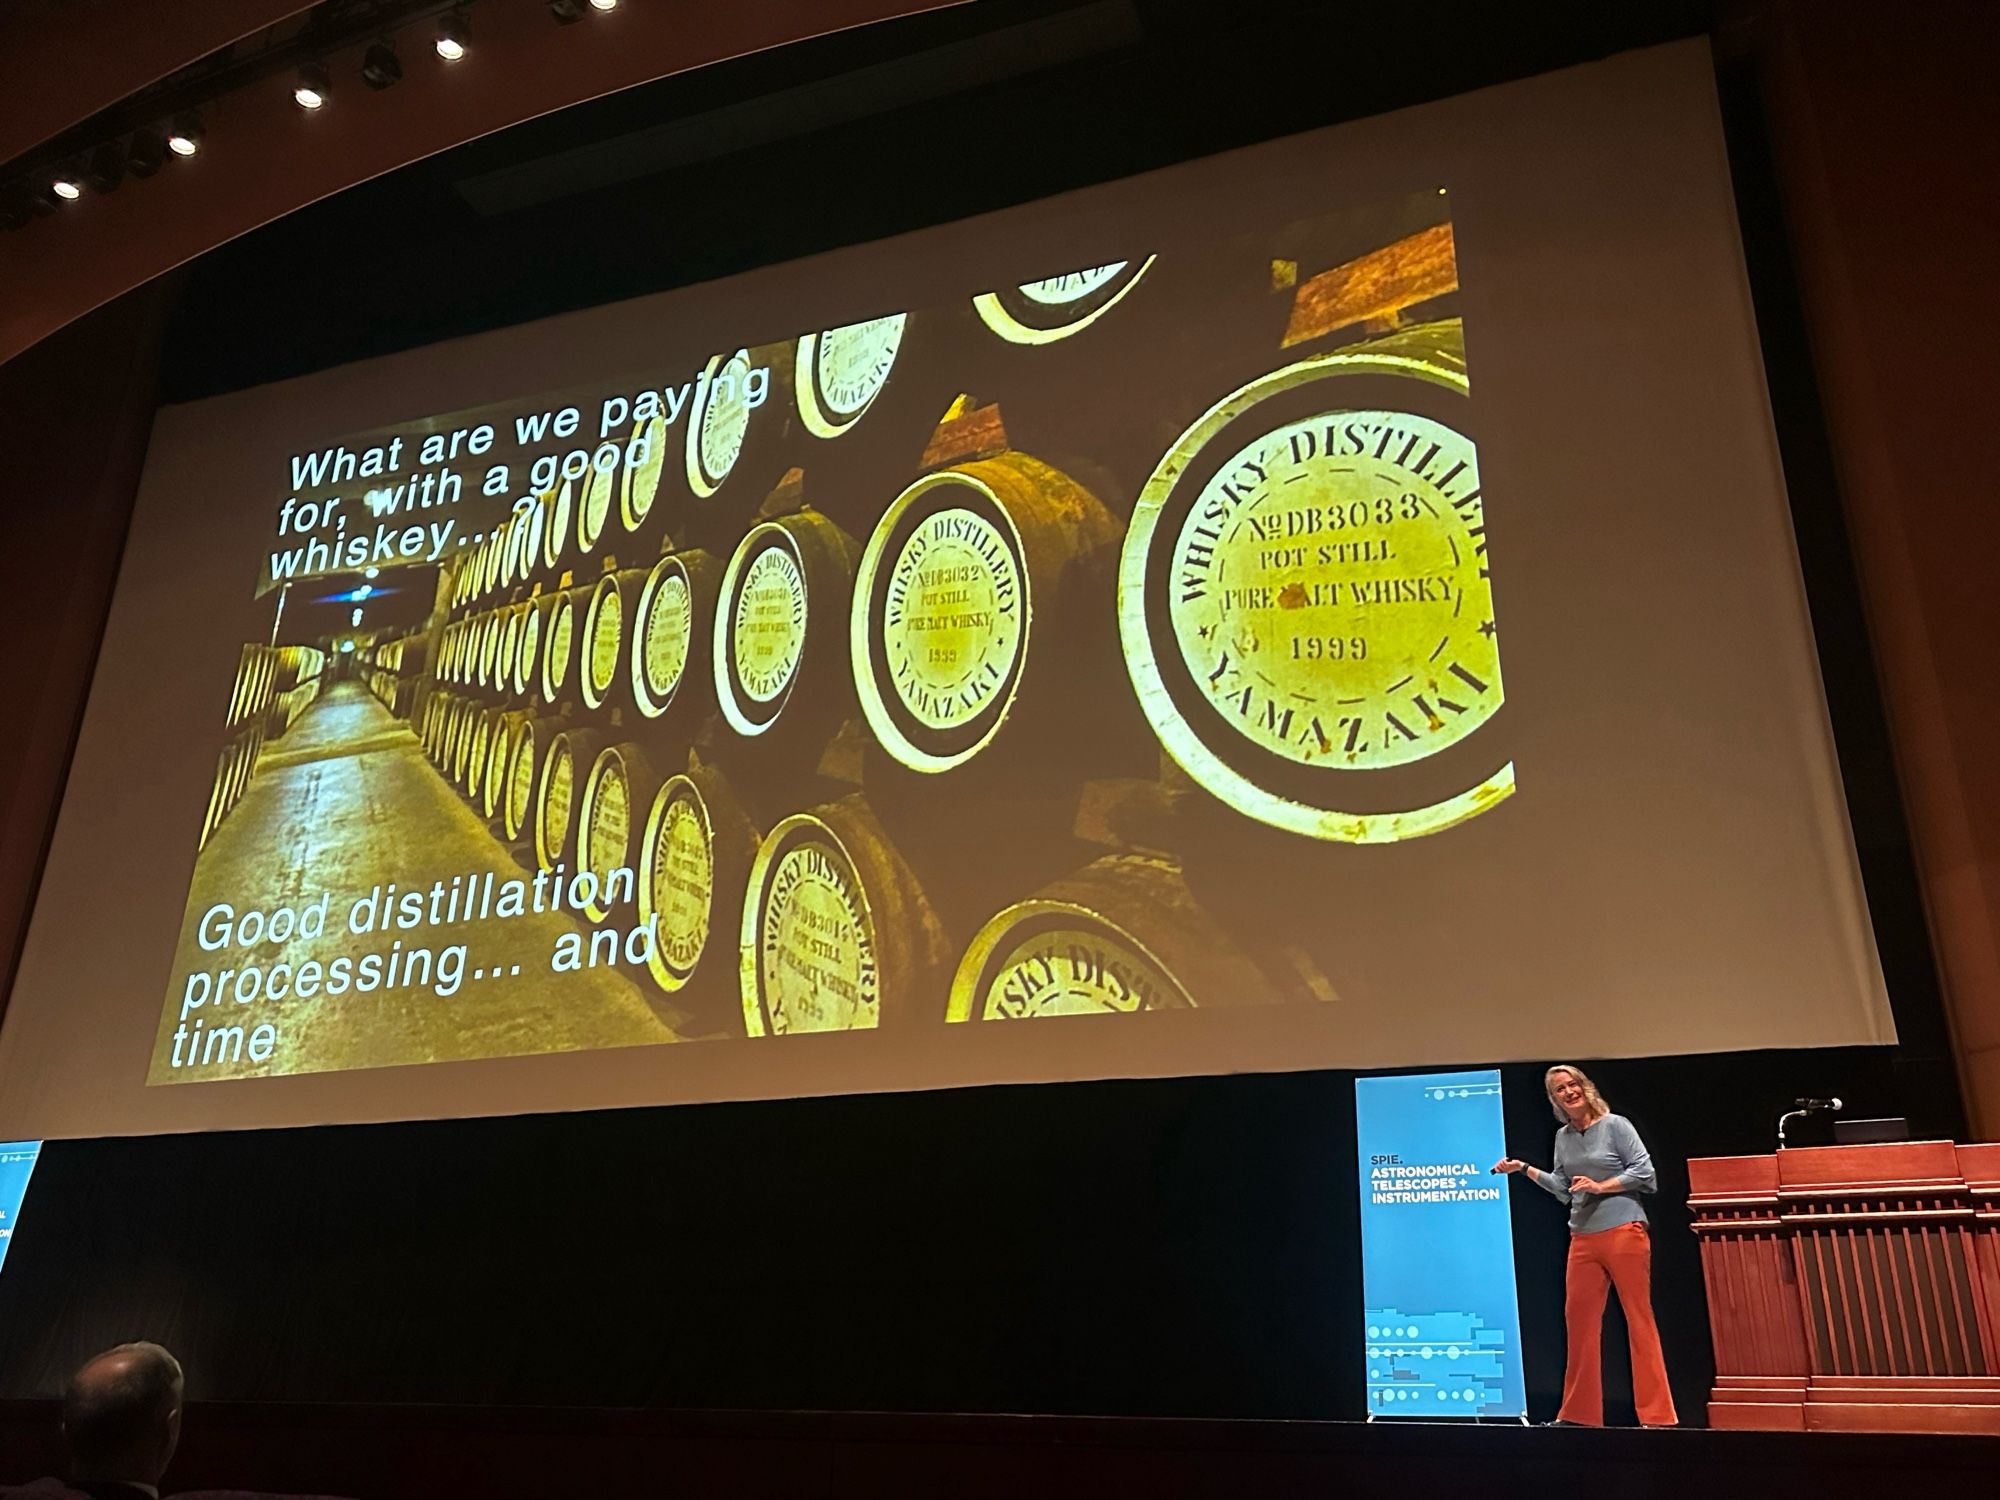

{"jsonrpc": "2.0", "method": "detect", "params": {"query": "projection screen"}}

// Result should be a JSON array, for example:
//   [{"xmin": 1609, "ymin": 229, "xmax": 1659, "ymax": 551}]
[{"xmin": 0, "ymin": 40, "xmax": 1893, "ymax": 1140}]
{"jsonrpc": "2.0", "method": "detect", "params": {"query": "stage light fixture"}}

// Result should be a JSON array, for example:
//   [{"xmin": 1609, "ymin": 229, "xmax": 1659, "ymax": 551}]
[
  {"xmin": 590, "ymin": 0, "xmax": 620, "ymax": 10},
  {"xmin": 436, "ymin": 11, "xmax": 470, "ymax": 59},
  {"xmin": 167, "ymin": 112, "xmax": 205, "ymax": 157},
  {"xmin": 294, "ymin": 62, "xmax": 331, "ymax": 110},
  {"xmin": 129, "ymin": 129, "xmax": 170, "ymax": 179},
  {"xmin": 362, "ymin": 40, "xmax": 403, "ymax": 90},
  {"xmin": 51, "ymin": 170, "xmax": 82, "ymax": 201},
  {"xmin": 548, "ymin": 0, "xmax": 589, "ymax": 22}
]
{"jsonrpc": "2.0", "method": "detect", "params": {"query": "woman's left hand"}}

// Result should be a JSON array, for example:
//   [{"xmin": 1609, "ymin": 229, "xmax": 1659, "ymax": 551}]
[{"xmin": 1572, "ymin": 1177, "xmax": 1610, "ymax": 1195}]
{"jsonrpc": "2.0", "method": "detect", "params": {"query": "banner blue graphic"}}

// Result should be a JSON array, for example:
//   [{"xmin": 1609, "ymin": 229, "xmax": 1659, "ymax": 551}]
[
  {"xmin": 0, "ymin": 1142, "xmax": 42, "ymax": 1278},
  {"xmin": 1355, "ymin": 1071, "xmax": 1525, "ymax": 1418}
]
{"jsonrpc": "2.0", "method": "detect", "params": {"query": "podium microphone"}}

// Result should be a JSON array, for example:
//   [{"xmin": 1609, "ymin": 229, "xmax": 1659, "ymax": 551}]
[{"xmin": 1777, "ymin": 1097, "xmax": 1844, "ymax": 1148}]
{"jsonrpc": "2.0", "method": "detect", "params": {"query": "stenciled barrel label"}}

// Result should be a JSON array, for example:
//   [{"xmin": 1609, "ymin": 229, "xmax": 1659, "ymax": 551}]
[
  {"xmin": 639, "ymin": 569, "xmax": 693, "ymax": 706},
  {"xmin": 883, "ymin": 508, "xmax": 1023, "ymax": 731},
  {"xmin": 544, "ymin": 598, "xmax": 573, "ymax": 696},
  {"xmin": 587, "ymin": 588, "xmax": 622, "ymax": 700},
  {"xmin": 517, "ymin": 607, "xmax": 542, "ymax": 692},
  {"xmin": 585, "ymin": 756, "xmax": 630, "ymax": 888},
  {"xmin": 973, "ymin": 256, "xmax": 1157, "ymax": 345},
  {"xmin": 1120, "ymin": 343, "xmax": 1514, "ymax": 844},
  {"xmin": 956, "ymin": 918, "xmax": 1194, "ymax": 1021},
  {"xmin": 732, "ymin": 544, "xmax": 807, "ymax": 704},
  {"xmin": 541, "ymin": 744, "xmax": 574, "ymax": 865},
  {"xmin": 1169, "ymin": 408, "xmax": 1497, "ymax": 770},
  {"xmin": 507, "ymin": 728, "xmax": 537, "ymax": 836},
  {"xmin": 749, "ymin": 828, "xmax": 879, "ymax": 1034},
  {"xmin": 578, "ymin": 461, "xmax": 614, "ymax": 551},
  {"xmin": 1020, "ymin": 263, "xmax": 1128, "ymax": 304},
  {"xmin": 622, "ymin": 413, "xmax": 667, "ymax": 528},
  {"xmin": 646, "ymin": 781, "xmax": 714, "ymax": 988},
  {"xmin": 800, "ymin": 315, "xmax": 906, "ymax": 437},
  {"xmin": 691, "ymin": 349, "xmax": 755, "ymax": 495}
]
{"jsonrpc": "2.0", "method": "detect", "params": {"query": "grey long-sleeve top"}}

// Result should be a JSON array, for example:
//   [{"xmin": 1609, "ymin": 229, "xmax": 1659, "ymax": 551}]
[{"xmin": 1527, "ymin": 1113, "xmax": 1658, "ymax": 1234}]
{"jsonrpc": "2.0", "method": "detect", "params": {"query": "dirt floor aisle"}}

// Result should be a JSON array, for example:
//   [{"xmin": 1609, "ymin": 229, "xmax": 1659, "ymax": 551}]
[{"xmin": 150, "ymin": 682, "xmax": 675, "ymax": 1082}]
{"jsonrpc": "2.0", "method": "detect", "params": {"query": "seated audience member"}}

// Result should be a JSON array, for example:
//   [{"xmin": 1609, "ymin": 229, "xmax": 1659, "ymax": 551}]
[
  {"xmin": 0, "ymin": 1340, "xmax": 182, "ymax": 1499},
  {"xmin": 0, "ymin": 1342, "xmax": 347, "ymax": 1500}
]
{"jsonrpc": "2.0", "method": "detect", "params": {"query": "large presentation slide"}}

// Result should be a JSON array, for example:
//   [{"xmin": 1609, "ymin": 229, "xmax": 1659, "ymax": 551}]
[{"xmin": 0, "ymin": 43, "xmax": 1891, "ymax": 1140}]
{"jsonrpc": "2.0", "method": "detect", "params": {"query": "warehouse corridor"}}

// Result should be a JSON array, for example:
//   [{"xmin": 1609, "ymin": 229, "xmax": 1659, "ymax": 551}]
[{"xmin": 154, "ymin": 681, "xmax": 674, "ymax": 1081}]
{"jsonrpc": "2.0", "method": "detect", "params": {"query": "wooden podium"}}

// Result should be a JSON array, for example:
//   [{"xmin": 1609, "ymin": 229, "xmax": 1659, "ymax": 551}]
[{"xmin": 1689, "ymin": 1140, "xmax": 2000, "ymax": 1432}]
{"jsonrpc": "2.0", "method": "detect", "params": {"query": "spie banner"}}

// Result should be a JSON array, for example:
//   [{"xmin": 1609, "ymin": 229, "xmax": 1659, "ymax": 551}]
[
  {"xmin": 1355, "ymin": 1070, "xmax": 1525, "ymax": 1418},
  {"xmin": 0, "ymin": 1142, "xmax": 40, "ymax": 1278}
]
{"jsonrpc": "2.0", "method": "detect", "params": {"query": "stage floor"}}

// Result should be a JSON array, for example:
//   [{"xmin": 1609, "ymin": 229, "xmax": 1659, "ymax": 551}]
[{"xmin": 5, "ymin": 1403, "xmax": 1998, "ymax": 1499}]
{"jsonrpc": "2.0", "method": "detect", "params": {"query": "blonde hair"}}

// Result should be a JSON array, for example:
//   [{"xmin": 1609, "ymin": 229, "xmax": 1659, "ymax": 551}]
[{"xmin": 1544, "ymin": 1064, "xmax": 1608, "ymax": 1125}]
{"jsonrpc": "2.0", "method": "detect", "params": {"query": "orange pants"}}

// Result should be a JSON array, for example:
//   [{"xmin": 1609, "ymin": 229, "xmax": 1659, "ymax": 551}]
[{"xmin": 1559, "ymin": 1220, "xmax": 1677, "ymax": 1426}]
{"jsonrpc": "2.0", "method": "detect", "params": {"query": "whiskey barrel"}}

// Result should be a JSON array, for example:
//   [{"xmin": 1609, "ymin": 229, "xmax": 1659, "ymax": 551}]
[
  {"xmin": 575, "ymin": 459, "xmax": 618, "ymax": 556},
  {"xmin": 712, "ymin": 508, "xmax": 859, "ymax": 741},
  {"xmin": 629, "ymin": 548, "xmax": 720, "ymax": 721},
  {"xmin": 450, "ymin": 697, "xmax": 481, "ymax": 788},
  {"xmin": 534, "ymin": 726, "xmax": 604, "ymax": 873},
  {"xmin": 579, "ymin": 567, "xmax": 645, "ymax": 714},
  {"xmin": 437, "ymin": 695, "xmax": 460, "ymax": 771},
  {"xmin": 739, "ymin": 794, "xmax": 952, "ymax": 1036},
  {"xmin": 512, "ymin": 594, "xmax": 546, "ymax": 698},
  {"xmin": 517, "ymin": 495, "xmax": 547, "ymax": 582},
  {"xmin": 576, "ymin": 741, "xmax": 663, "ymax": 923},
  {"xmin": 424, "ymin": 693, "xmax": 447, "ymax": 762},
  {"xmin": 794, "ymin": 313, "xmax": 910, "ymax": 441},
  {"xmin": 541, "ymin": 479, "xmax": 575, "ymax": 574},
  {"xmin": 971, "ymin": 257, "xmax": 1159, "ymax": 346},
  {"xmin": 504, "ymin": 714, "xmax": 561, "ymax": 845},
  {"xmin": 945, "ymin": 853, "xmax": 1316, "ymax": 1020},
  {"xmin": 537, "ymin": 586, "xmax": 586, "ymax": 706},
  {"xmin": 482, "ymin": 710, "xmax": 524, "ymax": 822},
  {"xmin": 618, "ymin": 412, "xmax": 669, "ymax": 533},
  {"xmin": 684, "ymin": 343, "xmax": 793, "ymax": 503},
  {"xmin": 637, "ymin": 759, "xmax": 759, "ymax": 1010},
  {"xmin": 498, "ymin": 606, "xmax": 524, "ymax": 697},
  {"xmin": 1118, "ymin": 317, "xmax": 1512, "ymax": 845},
  {"xmin": 420, "ymin": 693, "xmax": 444, "ymax": 760},
  {"xmin": 851, "ymin": 450, "xmax": 1122, "ymax": 774},
  {"xmin": 465, "ymin": 708, "xmax": 494, "ymax": 801},
  {"xmin": 484, "ymin": 609, "xmax": 510, "ymax": 691}
]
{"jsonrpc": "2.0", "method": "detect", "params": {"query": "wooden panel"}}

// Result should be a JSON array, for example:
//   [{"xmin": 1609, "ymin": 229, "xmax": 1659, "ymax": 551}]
[
  {"xmin": 1695, "ymin": 1143, "xmax": 2000, "ymax": 1432},
  {"xmin": 1776, "ymin": 1141, "xmax": 1965, "ymax": 1193},
  {"xmin": 1688, "ymin": 1152, "xmax": 1779, "ymax": 1200}
]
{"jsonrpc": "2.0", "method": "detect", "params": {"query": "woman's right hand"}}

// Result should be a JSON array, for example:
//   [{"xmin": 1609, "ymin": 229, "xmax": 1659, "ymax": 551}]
[{"xmin": 1492, "ymin": 1158, "xmax": 1526, "ymax": 1175}]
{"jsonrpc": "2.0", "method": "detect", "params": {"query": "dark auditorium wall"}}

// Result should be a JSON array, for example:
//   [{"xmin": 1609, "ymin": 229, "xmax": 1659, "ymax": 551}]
[{"xmin": 0, "ymin": 0, "xmax": 1993, "ymax": 1428}]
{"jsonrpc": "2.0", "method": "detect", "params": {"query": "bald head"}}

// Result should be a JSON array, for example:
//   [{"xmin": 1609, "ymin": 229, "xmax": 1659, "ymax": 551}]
[{"xmin": 62, "ymin": 1341, "xmax": 184, "ymax": 1485}]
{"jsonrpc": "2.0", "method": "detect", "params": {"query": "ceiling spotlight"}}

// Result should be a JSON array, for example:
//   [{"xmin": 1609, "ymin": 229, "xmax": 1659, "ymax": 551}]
[
  {"xmin": 548, "ymin": 0, "xmax": 588, "ymax": 21},
  {"xmin": 361, "ymin": 40, "xmax": 403, "ymax": 90},
  {"xmin": 589, "ymin": 0, "xmax": 620, "ymax": 10},
  {"xmin": 51, "ymin": 170, "xmax": 82, "ymax": 201},
  {"xmin": 436, "ymin": 11, "xmax": 469, "ymax": 60},
  {"xmin": 294, "ymin": 61, "xmax": 331, "ymax": 110},
  {"xmin": 167, "ymin": 111, "xmax": 205, "ymax": 157}
]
